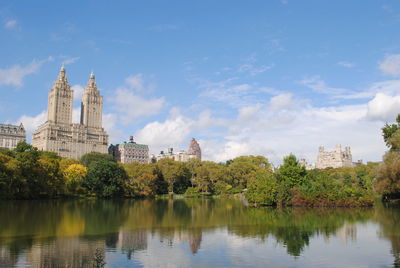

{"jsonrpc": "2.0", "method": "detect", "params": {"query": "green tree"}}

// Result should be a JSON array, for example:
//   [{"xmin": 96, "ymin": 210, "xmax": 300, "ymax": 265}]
[
  {"xmin": 82, "ymin": 160, "xmax": 128, "ymax": 198},
  {"xmin": 246, "ymin": 171, "xmax": 278, "ymax": 206},
  {"xmin": 276, "ymin": 154, "xmax": 307, "ymax": 206},
  {"xmin": 382, "ymin": 114, "xmax": 400, "ymax": 150},
  {"xmin": 124, "ymin": 162, "xmax": 158, "ymax": 197},
  {"xmin": 228, "ymin": 156, "xmax": 272, "ymax": 190},
  {"xmin": 80, "ymin": 152, "xmax": 115, "ymax": 167}
]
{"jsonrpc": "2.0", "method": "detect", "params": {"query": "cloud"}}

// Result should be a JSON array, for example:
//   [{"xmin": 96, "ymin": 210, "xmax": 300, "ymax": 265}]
[
  {"xmin": 4, "ymin": 19, "xmax": 17, "ymax": 29},
  {"xmin": 135, "ymin": 110, "xmax": 193, "ymax": 153},
  {"xmin": 103, "ymin": 113, "xmax": 124, "ymax": 144},
  {"xmin": 125, "ymin": 74, "xmax": 147, "ymax": 91},
  {"xmin": 300, "ymin": 76, "xmax": 348, "ymax": 95},
  {"xmin": 110, "ymin": 75, "xmax": 165, "ymax": 125},
  {"xmin": 71, "ymin": 84, "xmax": 84, "ymax": 103},
  {"xmin": 14, "ymin": 111, "xmax": 47, "ymax": 141},
  {"xmin": 238, "ymin": 64, "xmax": 273, "ymax": 76},
  {"xmin": 366, "ymin": 93, "xmax": 400, "ymax": 122},
  {"xmin": 337, "ymin": 61, "xmax": 356, "ymax": 68},
  {"xmin": 61, "ymin": 56, "xmax": 80, "ymax": 65},
  {"xmin": 0, "ymin": 57, "xmax": 53, "ymax": 87},
  {"xmin": 379, "ymin": 54, "xmax": 400, "ymax": 76}
]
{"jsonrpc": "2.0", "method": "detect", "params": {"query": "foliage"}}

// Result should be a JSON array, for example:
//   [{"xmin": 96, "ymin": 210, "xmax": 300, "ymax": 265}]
[
  {"xmin": 124, "ymin": 162, "xmax": 158, "ymax": 197},
  {"xmin": 64, "ymin": 164, "xmax": 87, "ymax": 194},
  {"xmin": 246, "ymin": 171, "xmax": 278, "ymax": 206},
  {"xmin": 376, "ymin": 113, "xmax": 400, "ymax": 201},
  {"xmin": 82, "ymin": 160, "xmax": 128, "ymax": 198},
  {"xmin": 80, "ymin": 152, "xmax": 115, "ymax": 167},
  {"xmin": 382, "ymin": 114, "xmax": 400, "ymax": 150}
]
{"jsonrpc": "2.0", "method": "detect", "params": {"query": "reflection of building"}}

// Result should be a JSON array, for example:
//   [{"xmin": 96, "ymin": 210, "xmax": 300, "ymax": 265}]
[
  {"xmin": 25, "ymin": 238, "xmax": 105, "ymax": 268},
  {"xmin": 336, "ymin": 223, "xmax": 357, "ymax": 244},
  {"xmin": 117, "ymin": 229, "xmax": 148, "ymax": 259},
  {"xmin": 109, "ymin": 136, "xmax": 149, "ymax": 164},
  {"xmin": 188, "ymin": 232, "xmax": 202, "ymax": 254},
  {"xmin": 0, "ymin": 123, "xmax": 26, "ymax": 150},
  {"xmin": 32, "ymin": 67, "xmax": 108, "ymax": 159},
  {"xmin": 316, "ymin": 145, "xmax": 353, "ymax": 169},
  {"xmin": 155, "ymin": 138, "xmax": 201, "ymax": 162},
  {"xmin": 0, "ymin": 246, "xmax": 18, "ymax": 267}
]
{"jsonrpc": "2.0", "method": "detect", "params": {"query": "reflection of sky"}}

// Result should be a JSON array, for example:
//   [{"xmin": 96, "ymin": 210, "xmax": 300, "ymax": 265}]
[{"xmin": 104, "ymin": 223, "xmax": 394, "ymax": 268}]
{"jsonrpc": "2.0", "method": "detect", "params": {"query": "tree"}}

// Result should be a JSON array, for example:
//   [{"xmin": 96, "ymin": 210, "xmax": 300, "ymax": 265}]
[
  {"xmin": 246, "ymin": 171, "xmax": 278, "ymax": 206},
  {"xmin": 64, "ymin": 164, "xmax": 87, "ymax": 194},
  {"xmin": 382, "ymin": 114, "xmax": 400, "ymax": 150},
  {"xmin": 80, "ymin": 152, "xmax": 115, "ymax": 167},
  {"xmin": 155, "ymin": 158, "xmax": 189, "ymax": 194},
  {"xmin": 228, "ymin": 156, "xmax": 272, "ymax": 189},
  {"xmin": 276, "ymin": 154, "xmax": 307, "ymax": 206},
  {"xmin": 82, "ymin": 160, "xmax": 128, "ymax": 198},
  {"xmin": 124, "ymin": 162, "xmax": 157, "ymax": 197}
]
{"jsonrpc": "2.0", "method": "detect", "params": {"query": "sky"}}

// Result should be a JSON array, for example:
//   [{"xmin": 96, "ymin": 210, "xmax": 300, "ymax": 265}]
[{"xmin": 1, "ymin": 0, "xmax": 400, "ymax": 165}]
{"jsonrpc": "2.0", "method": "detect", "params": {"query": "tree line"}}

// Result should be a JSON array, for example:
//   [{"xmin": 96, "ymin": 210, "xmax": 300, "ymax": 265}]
[{"xmin": 0, "ymin": 114, "xmax": 400, "ymax": 206}]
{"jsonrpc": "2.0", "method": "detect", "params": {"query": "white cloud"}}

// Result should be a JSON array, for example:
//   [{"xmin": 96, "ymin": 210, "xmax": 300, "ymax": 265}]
[
  {"xmin": 61, "ymin": 56, "xmax": 80, "ymax": 65},
  {"xmin": 238, "ymin": 63, "xmax": 272, "ymax": 76},
  {"xmin": 71, "ymin": 84, "xmax": 84, "ymax": 103},
  {"xmin": 366, "ymin": 93, "xmax": 400, "ymax": 122},
  {"xmin": 112, "ymin": 88, "xmax": 165, "ymax": 125},
  {"xmin": 109, "ymin": 74, "xmax": 165, "ymax": 125},
  {"xmin": 14, "ymin": 111, "xmax": 47, "ymax": 141},
  {"xmin": 379, "ymin": 54, "xmax": 400, "ymax": 76},
  {"xmin": 300, "ymin": 76, "xmax": 348, "ymax": 95},
  {"xmin": 125, "ymin": 74, "xmax": 146, "ymax": 91},
  {"xmin": 337, "ymin": 61, "xmax": 356, "ymax": 68},
  {"xmin": 4, "ymin": 19, "xmax": 17, "ymax": 29},
  {"xmin": 135, "ymin": 111, "xmax": 193, "ymax": 154},
  {"xmin": 0, "ymin": 57, "xmax": 53, "ymax": 87},
  {"xmin": 103, "ymin": 113, "xmax": 124, "ymax": 144}
]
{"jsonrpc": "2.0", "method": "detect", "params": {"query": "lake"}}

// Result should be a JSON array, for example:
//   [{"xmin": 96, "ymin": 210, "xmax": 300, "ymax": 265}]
[{"xmin": 0, "ymin": 198, "xmax": 399, "ymax": 267}]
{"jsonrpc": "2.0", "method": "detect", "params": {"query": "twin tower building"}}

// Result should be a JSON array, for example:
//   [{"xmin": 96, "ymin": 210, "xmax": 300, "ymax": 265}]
[{"xmin": 32, "ymin": 67, "xmax": 108, "ymax": 159}]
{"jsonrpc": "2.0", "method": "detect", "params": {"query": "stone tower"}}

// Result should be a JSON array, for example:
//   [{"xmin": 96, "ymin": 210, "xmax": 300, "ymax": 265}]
[
  {"xmin": 187, "ymin": 138, "xmax": 201, "ymax": 160},
  {"xmin": 47, "ymin": 66, "xmax": 73, "ymax": 125},
  {"xmin": 32, "ymin": 67, "xmax": 108, "ymax": 159},
  {"xmin": 80, "ymin": 72, "xmax": 103, "ymax": 128}
]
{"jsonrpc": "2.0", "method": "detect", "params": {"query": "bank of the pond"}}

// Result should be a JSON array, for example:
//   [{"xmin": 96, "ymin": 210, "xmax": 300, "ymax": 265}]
[{"xmin": 0, "ymin": 142, "xmax": 389, "ymax": 207}]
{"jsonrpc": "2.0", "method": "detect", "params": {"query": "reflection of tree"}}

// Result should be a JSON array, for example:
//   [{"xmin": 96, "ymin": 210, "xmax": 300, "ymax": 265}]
[
  {"xmin": 0, "ymin": 198, "xmax": 382, "ymax": 266},
  {"xmin": 229, "ymin": 207, "xmax": 373, "ymax": 256},
  {"xmin": 374, "ymin": 204, "xmax": 400, "ymax": 268}
]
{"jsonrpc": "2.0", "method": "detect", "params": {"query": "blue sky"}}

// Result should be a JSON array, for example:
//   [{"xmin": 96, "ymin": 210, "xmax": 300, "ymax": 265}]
[{"xmin": 1, "ymin": 0, "xmax": 400, "ymax": 164}]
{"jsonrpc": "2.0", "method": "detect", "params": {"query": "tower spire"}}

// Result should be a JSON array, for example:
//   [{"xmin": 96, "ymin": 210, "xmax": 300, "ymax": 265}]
[{"xmin": 57, "ymin": 64, "xmax": 67, "ymax": 82}]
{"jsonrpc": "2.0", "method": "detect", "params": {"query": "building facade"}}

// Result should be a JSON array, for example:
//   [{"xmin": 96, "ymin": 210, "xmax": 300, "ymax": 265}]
[
  {"xmin": 32, "ymin": 67, "xmax": 108, "ymax": 159},
  {"xmin": 155, "ymin": 138, "xmax": 202, "ymax": 162},
  {"xmin": 316, "ymin": 144, "xmax": 353, "ymax": 169},
  {"xmin": 0, "ymin": 123, "xmax": 26, "ymax": 150},
  {"xmin": 109, "ymin": 137, "xmax": 149, "ymax": 164}
]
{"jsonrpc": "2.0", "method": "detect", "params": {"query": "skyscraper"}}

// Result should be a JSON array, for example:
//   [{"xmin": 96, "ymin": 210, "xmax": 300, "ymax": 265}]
[{"xmin": 32, "ymin": 67, "xmax": 108, "ymax": 159}]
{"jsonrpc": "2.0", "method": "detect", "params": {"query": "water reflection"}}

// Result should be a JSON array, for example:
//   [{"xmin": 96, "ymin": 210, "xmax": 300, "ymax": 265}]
[{"xmin": 0, "ymin": 199, "xmax": 399, "ymax": 267}]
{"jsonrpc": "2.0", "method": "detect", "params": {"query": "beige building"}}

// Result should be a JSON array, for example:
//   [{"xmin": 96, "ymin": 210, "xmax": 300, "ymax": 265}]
[
  {"xmin": 32, "ymin": 67, "xmax": 108, "ymax": 159},
  {"xmin": 155, "ymin": 138, "xmax": 202, "ymax": 162},
  {"xmin": 0, "ymin": 123, "xmax": 26, "ymax": 150},
  {"xmin": 316, "ymin": 144, "xmax": 353, "ymax": 169}
]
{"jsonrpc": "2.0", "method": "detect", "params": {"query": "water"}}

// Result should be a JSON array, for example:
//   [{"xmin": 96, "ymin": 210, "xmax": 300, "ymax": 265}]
[{"xmin": 0, "ymin": 198, "xmax": 399, "ymax": 267}]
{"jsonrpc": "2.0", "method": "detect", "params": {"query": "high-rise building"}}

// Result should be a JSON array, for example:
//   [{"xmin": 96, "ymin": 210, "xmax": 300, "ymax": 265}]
[
  {"xmin": 0, "ymin": 123, "xmax": 26, "ymax": 150},
  {"xmin": 32, "ymin": 67, "xmax": 108, "ymax": 159},
  {"xmin": 109, "ymin": 136, "xmax": 149, "ymax": 164}
]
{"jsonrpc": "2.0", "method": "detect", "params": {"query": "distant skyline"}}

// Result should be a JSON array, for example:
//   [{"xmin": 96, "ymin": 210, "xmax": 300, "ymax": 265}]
[{"xmin": 1, "ymin": 0, "xmax": 400, "ymax": 164}]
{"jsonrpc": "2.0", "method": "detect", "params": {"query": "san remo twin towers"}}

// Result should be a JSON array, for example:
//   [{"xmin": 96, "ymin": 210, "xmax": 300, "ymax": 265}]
[{"xmin": 32, "ymin": 67, "xmax": 108, "ymax": 159}]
